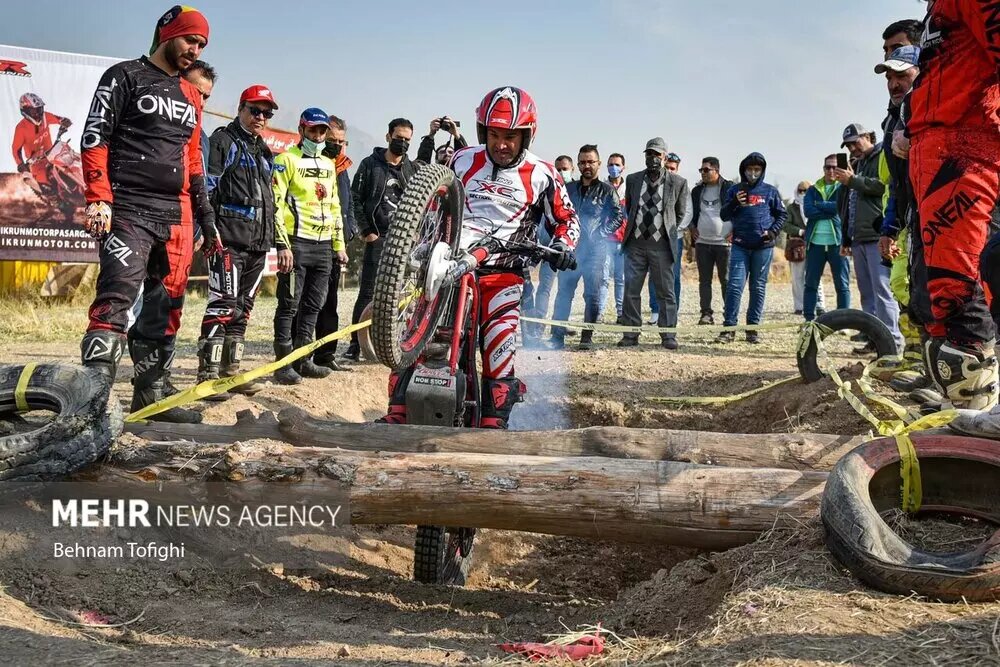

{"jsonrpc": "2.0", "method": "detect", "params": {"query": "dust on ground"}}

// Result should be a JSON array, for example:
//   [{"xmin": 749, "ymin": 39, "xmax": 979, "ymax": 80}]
[{"xmin": 1, "ymin": 282, "xmax": 998, "ymax": 665}]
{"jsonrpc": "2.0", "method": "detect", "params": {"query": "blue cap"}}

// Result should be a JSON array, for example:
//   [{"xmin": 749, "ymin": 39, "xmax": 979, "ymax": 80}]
[
  {"xmin": 299, "ymin": 107, "xmax": 330, "ymax": 127},
  {"xmin": 875, "ymin": 46, "xmax": 920, "ymax": 73}
]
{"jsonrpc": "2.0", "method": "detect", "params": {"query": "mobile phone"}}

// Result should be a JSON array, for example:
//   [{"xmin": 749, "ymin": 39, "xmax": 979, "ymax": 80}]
[{"xmin": 836, "ymin": 153, "xmax": 849, "ymax": 170}]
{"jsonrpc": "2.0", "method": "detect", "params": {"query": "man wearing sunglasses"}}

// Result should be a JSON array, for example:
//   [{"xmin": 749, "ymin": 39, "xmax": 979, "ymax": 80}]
[
  {"xmin": 690, "ymin": 157, "xmax": 734, "ymax": 325},
  {"xmin": 194, "ymin": 84, "xmax": 280, "ymax": 398}
]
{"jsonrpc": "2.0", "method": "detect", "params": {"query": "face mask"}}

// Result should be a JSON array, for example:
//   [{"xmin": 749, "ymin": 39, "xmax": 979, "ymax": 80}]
[
  {"xmin": 794, "ymin": 193, "xmax": 805, "ymax": 207},
  {"xmin": 645, "ymin": 155, "xmax": 662, "ymax": 172},
  {"xmin": 608, "ymin": 165, "xmax": 623, "ymax": 178},
  {"xmin": 745, "ymin": 168, "xmax": 763, "ymax": 184},
  {"xmin": 389, "ymin": 138, "xmax": 410, "ymax": 156},
  {"xmin": 558, "ymin": 170, "xmax": 573, "ymax": 183},
  {"xmin": 301, "ymin": 137, "xmax": 323, "ymax": 156},
  {"xmin": 323, "ymin": 141, "xmax": 342, "ymax": 159}
]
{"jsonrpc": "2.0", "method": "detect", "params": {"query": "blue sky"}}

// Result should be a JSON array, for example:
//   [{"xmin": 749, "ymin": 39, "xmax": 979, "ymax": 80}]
[{"xmin": 1, "ymin": 0, "xmax": 924, "ymax": 193}]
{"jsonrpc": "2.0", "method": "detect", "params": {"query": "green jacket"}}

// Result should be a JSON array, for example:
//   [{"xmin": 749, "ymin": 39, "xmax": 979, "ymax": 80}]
[
  {"xmin": 272, "ymin": 145, "xmax": 345, "ymax": 251},
  {"xmin": 782, "ymin": 201, "xmax": 806, "ymax": 239}
]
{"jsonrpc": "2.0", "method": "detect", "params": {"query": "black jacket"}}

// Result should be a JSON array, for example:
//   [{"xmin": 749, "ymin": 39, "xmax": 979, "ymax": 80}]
[
  {"xmin": 416, "ymin": 133, "xmax": 469, "ymax": 164},
  {"xmin": 206, "ymin": 121, "xmax": 276, "ymax": 252},
  {"xmin": 351, "ymin": 147, "xmax": 418, "ymax": 237},
  {"xmin": 690, "ymin": 177, "xmax": 735, "ymax": 230}
]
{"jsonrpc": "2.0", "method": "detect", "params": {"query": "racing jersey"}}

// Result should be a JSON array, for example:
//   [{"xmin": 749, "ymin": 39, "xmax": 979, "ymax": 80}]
[
  {"xmin": 272, "ymin": 145, "xmax": 344, "ymax": 252},
  {"xmin": 80, "ymin": 56, "xmax": 209, "ymax": 225},
  {"xmin": 11, "ymin": 112, "xmax": 64, "ymax": 168},
  {"xmin": 908, "ymin": 0, "xmax": 1000, "ymax": 136},
  {"xmin": 451, "ymin": 145, "xmax": 579, "ymax": 270}
]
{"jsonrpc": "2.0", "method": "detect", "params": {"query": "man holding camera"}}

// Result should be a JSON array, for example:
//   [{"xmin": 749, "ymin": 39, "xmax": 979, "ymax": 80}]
[
  {"xmin": 833, "ymin": 123, "xmax": 900, "ymax": 354},
  {"xmin": 417, "ymin": 116, "xmax": 467, "ymax": 165}
]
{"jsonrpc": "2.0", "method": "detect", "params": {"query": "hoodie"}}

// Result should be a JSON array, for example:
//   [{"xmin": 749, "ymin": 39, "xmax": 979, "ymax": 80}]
[{"xmin": 720, "ymin": 153, "xmax": 786, "ymax": 249}]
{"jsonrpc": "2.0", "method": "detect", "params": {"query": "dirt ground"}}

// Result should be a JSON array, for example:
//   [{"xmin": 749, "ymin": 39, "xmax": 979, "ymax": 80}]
[{"xmin": 1, "ymin": 280, "xmax": 998, "ymax": 666}]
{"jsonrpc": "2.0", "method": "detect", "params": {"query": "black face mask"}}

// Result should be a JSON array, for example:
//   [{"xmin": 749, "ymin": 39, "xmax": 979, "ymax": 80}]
[
  {"xmin": 389, "ymin": 138, "xmax": 410, "ymax": 156},
  {"xmin": 322, "ymin": 141, "xmax": 342, "ymax": 159},
  {"xmin": 645, "ymin": 155, "xmax": 663, "ymax": 172}
]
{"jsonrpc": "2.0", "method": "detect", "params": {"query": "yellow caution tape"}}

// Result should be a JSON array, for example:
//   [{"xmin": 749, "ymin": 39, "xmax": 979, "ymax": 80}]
[
  {"xmin": 647, "ymin": 374, "xmax": 800, "ymax": 405},
  {"xmin": 125, "ymin": 320, "xmax": 372, "ymax": 423},
  {"xmin": 803, "ymin": 322, "xmax": 956, "ymax": 513},
  {"xmin": 14, "ymin": 362, "xmax": 36, "ymax": 412},
  {"xmin": 519, "ymin": 315, "xmax": 802, "ymax": 335}
]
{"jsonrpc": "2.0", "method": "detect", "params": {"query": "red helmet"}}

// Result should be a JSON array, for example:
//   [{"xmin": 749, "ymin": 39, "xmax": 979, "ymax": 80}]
[
  {"xmin": 475, "ymin": 86, "xmax": 537, "ymax": 148},
  {"xmin": 19, "ymin": 93, "xmax": 45, "ymax": 124}
]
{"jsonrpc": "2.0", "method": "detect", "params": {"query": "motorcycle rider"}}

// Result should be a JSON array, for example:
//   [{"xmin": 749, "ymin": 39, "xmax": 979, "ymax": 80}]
[
  {"xmin": 78, "ymin": 5, "xmax": 219, "ymax": 424},
  {"xmin": 381, "ymin": 86, "xmax": 580, "ymax": 429},
  {"xmin": 11, "ymin": 93, "xmax": 72, "ymax": 198}
]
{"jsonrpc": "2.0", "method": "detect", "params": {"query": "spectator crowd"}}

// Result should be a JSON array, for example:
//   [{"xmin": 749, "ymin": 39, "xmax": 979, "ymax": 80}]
[{"xmin": 74, "ymin": 5, "xmax": 1000, "ymax": 437}]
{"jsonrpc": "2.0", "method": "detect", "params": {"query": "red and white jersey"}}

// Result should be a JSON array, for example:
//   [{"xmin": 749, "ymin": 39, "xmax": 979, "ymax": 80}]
[{"xmin": 451, "ymin": 145, "xmax": 579, "ymax": 270}]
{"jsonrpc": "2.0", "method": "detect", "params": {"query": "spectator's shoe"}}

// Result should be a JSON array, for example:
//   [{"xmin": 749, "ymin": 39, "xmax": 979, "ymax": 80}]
[
  {"xmin": 717, "ymin": 331, "xmax": 735, "ymax": 344},
  {"xmin": 647, "ymin": 314, "xmax": 659, "ymax": 326},
  {"xmin": 578, "ymin": 330, "xmax": 594, "ymax": 351},
  {"xmin": 661, "ymin": 337, "xmax": 678, "ymax": 350},
  {"xmin": 273, "ymin": 342, "xmax": 303, "ymax": 385},
  {"xmin": 794, "ymin": 309, "xmax": 803, "ymax": 316},
  {"xmin": 314, "ymin": 355, "xmax": 350, "ymax": 372},
  {"xmin": 698, "ymin": 314, "xmax": 714, "ymax": 325},
  {"xmin": 616, "ymin": 337, "xmax": 639, "ymax": 347},
  {"xmin": 745, "ymin": 330, "xmax": 760, "ymax": 344},
  {"xmin": 853, "ymin": 341, "xmax": 876, "ymax": 355},
  {"xmin": 340, "ymin": 344, "xmax": 361, "ymax": 362},
  {"xmin": 850, "ymin": 332, "xmax": 868, "ymax": 343},
  {"xmin": 545, "ymin": 337, "xmax": 566, "ymax": 350},
  {"xmin": 565, "ymin": 329, "xmax": 578, "ymax": 338},
  {"xmin": 890, "ymin": 371, "xmax": 931, "ymax": 393},
  {"xmin": 816, "ymin": 308, "xmax": 826, "ymax": 316}
]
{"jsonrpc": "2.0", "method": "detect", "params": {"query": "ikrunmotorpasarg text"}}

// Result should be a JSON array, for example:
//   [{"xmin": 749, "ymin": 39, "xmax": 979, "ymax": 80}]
[{"xmin": 46, "ymin": 498, "xmax": 346, "ymax": 565}]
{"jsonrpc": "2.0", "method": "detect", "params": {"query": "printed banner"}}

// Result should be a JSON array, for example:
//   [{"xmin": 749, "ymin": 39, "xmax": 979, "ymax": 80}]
[{"xmin": 0, "ymin": 44, "xmax": 122, "ymax": 262}]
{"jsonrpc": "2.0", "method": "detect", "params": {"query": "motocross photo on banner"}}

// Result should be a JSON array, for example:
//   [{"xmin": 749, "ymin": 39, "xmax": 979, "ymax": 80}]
[{"xmin": 0, "ymin": 45, "xmax": 120, "ymax": 262}]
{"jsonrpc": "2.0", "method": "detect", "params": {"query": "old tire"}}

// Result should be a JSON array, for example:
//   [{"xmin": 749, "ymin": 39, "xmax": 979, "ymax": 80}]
[
  {"xmin": 371, "ymin": 163, "xmax": 463, "ymax": 370},
  {"xmin": 797, "ymin": 309, "xmax": 896, "ymax": 383},
  {"xmin": 413, "ymin": 525, "xmax": 475, "ymax": 586},
  {"xmin": 821, "ymin": 434, "xmax": 1000, "ymax": 601},
  {"xmin": 0, "ymin": 363, "xmax": 123, "ymax": 482}
]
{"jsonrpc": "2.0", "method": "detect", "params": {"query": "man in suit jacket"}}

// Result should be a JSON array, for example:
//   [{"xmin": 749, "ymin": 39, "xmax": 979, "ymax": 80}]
[{"xmin": 618, "ymin": 137, "xmax": 690, "ymax": 349}]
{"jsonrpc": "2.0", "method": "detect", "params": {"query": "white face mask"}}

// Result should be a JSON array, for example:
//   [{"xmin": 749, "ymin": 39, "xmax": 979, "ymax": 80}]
[
  {"xmin": 794, "ymin": 192, "xmax": 805, "ymax": 207},
  {"xmin": 558, "ymin": 169, "xmax": 573, "ymax": 183}
]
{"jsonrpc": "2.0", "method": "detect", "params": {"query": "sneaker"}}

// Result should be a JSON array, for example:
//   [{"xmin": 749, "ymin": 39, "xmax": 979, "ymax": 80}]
[
  {"xmin": 661, "ymin": 338, "xmax": 678, "ymax": 350},
  {"xmin": 745, "ymin": 330, "xmax": 760, "ymax": 344},
  {"xmin": 647, "ymin": 315, "xmax": 659, "ymax": 326},
  {"xmin": 698, "ymin": 314, "xmax": 714, "ymax": 325},
  {"xmin": 718, "ymin": 331, "xmax": 735, "ymax": 344},
  {"xmin": 340, "ymin": 345, "xmax": 361, "ymax": 362}
]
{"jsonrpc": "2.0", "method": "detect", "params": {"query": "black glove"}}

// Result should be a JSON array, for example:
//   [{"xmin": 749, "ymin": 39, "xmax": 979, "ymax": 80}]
[
  {"xmin": 16, "ymin": 163, "xmax": 29, "ymax": 174},
  {"xmin": 548, "ymin": 241, "xmax": 576, "ymax": 272}
]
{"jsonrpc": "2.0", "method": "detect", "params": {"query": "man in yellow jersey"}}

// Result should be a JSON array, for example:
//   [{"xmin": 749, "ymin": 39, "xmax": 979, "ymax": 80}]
[{"xmin": 271, "ymin": 107, "xmax": 348, "ymax": 384}]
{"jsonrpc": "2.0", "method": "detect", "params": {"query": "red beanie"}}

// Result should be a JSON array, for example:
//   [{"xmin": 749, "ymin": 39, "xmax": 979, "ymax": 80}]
[{"xmin": 149, "ymin": 5, "xmax": 210, "ymax": 55}]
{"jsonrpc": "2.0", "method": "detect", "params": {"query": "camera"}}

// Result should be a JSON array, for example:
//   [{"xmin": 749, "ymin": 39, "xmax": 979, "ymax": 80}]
[{"xmin": 439, "ymin": 117, "xmax": 461, "ymax": 130}]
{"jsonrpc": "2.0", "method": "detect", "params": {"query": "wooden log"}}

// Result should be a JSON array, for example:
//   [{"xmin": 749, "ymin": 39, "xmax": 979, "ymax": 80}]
[
  {"xmin": 103, "ymin": 439, "xmax": 826, "ymax": 550},
  {"xmin": 126, "ymin": 408, "xmax": 866, "ymax": 471}
]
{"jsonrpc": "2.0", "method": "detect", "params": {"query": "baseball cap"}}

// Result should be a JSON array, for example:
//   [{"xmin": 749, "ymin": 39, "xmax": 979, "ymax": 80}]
[
  {"xmin": 299, "ymin": 107, "xmax": 330, "ymax": 127},
  {"xmin": 644, "ymin": 137, "xmax": 667, "ymax": 154},
  {"xmin": 875, "ymin": 45, "xmax": 921, "ymax": 74},
  {"xmin": 239, "ymin": 85, "xmax": 278, "ymax": 109},
  {"xmin": 840, "ymin": 123, "xmax": 870, "ymax": 148}
]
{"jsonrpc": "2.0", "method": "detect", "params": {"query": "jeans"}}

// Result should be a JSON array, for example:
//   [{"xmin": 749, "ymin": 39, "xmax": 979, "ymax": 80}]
[
  {"xmin": 533, "ymin": 262, "xmax": 556, "ymax": 319},
  {"xmin": 695, "ymin": 243, "xmax": 729, "ymax": 317},
  {"xmin": 853, "ymin": 240, "xmax": 903, "ymax": 350},
  {"xmin": 348, "ymin": 237, "xmax": 384, "ymax": 347},
  {"xmin": 791, "ymin": 259, "xmax": 825, "ymax": 313},
  {"xmin": 803, "ymin": 243, "xmax": 850, "ymax": 321},
  {"xmin": 623, "ymin": 243, "xmax": 676, "ymax": 341},
  {"xmin": 722, "ymin": 244, "xmax": 773, "ymax": 327},
  {"xmin": 551, "ymin": 240, "xmax": 609, "ymax": 339},
  {"xmin": 608, "ymin": 240, "xmax": 625, "ymax": 318},
  {"xmin": 274, "ymin": 239, "xmax": 333, "ymax": 346}
]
